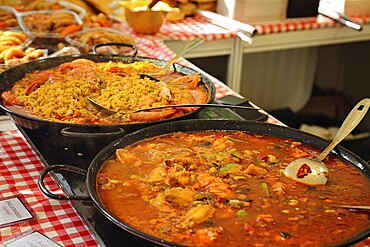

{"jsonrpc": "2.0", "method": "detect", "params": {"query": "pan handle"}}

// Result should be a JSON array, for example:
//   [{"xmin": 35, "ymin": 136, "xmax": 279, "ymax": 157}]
[
  {"xmin": 38, "ymin": 164, "xmax": 90, "ymax": 200},
  {"xmin": 92, "ymin": 42, "xmax": 138, "ymax": 56},
  {"xmin": 60, "ymin": 127, "xmax": 125, "ymax": 138}
]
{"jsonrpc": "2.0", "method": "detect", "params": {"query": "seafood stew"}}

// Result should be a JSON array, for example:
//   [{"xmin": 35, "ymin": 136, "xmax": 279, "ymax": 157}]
[
  {"xmin": 1, "ymin": 58, "xmax": 211, "ymax": 124},
  {"xmin": 97, "ymin": 129, "xmax": 370, "ymax": 247}
]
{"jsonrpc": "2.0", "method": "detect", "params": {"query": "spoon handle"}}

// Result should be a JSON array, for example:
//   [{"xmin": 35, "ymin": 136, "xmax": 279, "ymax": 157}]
[
  {"xmin": 317, "ymin": 98, "xmax": 370, "ymax": 160},
  {"xmin": 148, "ymin": 0, "xmax": 160, "ymax": 9},
  {"xmin": 135, "ymin": 103, "xmax": 260, "ymax": 112},
  {"xmin": 161, "ymin": 37, "xmax": 205, "ymax": 73},
  {"xmin": 337, "ymin": 205, "xmax": 370, "ymax": 210}
]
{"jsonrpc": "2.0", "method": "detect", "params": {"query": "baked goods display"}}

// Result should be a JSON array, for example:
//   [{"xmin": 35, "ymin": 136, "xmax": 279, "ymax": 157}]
[
  {"xmin": 119, "ymin": 0, "xmax": 217, "ymax": 22},
  {"xmin": 0, "ymin": 30, "xmax": 45, "ymax": 71},
  {"xmin": 0, "ymin": 0, "xmax": 218, "ymax": 71},
  {"xmin": 162, "ymin": 0, "xmax": 217, "ymax": 21},
  {"xmin": 0, "ymin": 6, "xmax": 18, "ymax": 28},
  {"xmin": 65, "ymin": 28, "xmax": 135, "ymax": 53},
  {"xmin": 18, "ymin": 10, "xmax": 83, "ymax": 36}
]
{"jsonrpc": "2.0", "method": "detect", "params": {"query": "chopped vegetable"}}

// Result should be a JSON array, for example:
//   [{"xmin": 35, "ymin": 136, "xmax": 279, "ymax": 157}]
[
  {"xmin": 267, "ymin": 154, "xmax": 277, "ymax": 163},
  {"xmin": 229, "ymin": 148, "xmax": 243, "ymax": 159},
  {"xmin": 296, "ymin": 163, "xmax": 312, "ymax": 178},
  {"xmin": 261, "ymin": 182, "xmax": 270, "ymax": 196},
  {"xmin": 288, "ymin": 199, "xmax": 298, "ymax": 206},
  {"xmin": 226, "ymin": 136, "xmax": 248, "ymax": 143},
  {"xmin": 236, "ymin": 209, "xmax": 249, "ymax": 217},
  {"xmin": 220, "ymin": 163, "xmax": 237, "ymax": 172}
]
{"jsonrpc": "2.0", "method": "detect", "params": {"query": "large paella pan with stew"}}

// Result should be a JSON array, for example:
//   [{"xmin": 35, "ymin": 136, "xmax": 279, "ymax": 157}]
[{"xmin": 39, "ymin": 119, "xmax": 370, "ymax": 247}]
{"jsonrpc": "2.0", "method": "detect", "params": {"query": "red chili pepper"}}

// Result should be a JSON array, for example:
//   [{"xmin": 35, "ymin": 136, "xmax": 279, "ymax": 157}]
[
  {"xmin": 296, "ymin": 163, "xmax": 312, "ymax": 178},
  {"xmin": 260, "ymin": 155, "xmax": 268, "ymax": 161},
  {"xmin": 215, "ymin": 195, "xmax": 226, "ymax": 203},
  {"xmin": 244, "ymin": 223, "xmax": 255, "ymax": 235},
  {"xmin": 55, "ymin": 113, "xmax": 64, "ymax": 120}
]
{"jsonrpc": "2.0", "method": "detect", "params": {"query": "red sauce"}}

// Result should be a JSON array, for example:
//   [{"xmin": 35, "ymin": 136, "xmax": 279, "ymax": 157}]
[{"xmin": 97, "ymin": 130, "xmax": 370, "ymax": 247}]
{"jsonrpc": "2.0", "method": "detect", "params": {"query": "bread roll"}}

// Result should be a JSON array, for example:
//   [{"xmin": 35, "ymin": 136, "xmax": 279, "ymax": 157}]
[
  {"xmin": 178, "ymin": 2, "xmax": 197, "ymax": 16},
  {"xmin": 166, "ymin": 8, "xmax": 185, "ymax": 21}
]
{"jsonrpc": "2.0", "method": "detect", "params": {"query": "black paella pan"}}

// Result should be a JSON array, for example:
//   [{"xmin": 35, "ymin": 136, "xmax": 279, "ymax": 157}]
[
  {"xmin": 0, "ymin": 54, "xmax": 216, "ymax": 168},
  {"xmin": 38, "ymin": 119, "xmax": 370, "ymax": 247}
]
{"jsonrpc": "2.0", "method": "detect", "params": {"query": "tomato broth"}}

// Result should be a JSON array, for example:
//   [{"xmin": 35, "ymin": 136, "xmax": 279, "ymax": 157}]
[{"xmin": 97, "ymin": 130, "xmax": 370, "ymax": 247}]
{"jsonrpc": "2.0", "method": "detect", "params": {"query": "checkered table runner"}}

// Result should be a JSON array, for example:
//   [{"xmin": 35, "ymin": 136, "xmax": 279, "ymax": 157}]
[
  {"xmin": 133, "ymin": 36, "xmax": 237, "ymax": 100},
  {"xmin": 118, "ymin": 13, "xmax": 370, "ymax": 37},
  {"xmin": 0, "ymin": 131, "xmax": 99, "ymax": 246},
  {"xmin": 253, "ymin": 15, "xmax": 370, "ymax": 35},
  {"xmin": 117, "ymin": 14, "xmax": 237, "ymax": 42}
]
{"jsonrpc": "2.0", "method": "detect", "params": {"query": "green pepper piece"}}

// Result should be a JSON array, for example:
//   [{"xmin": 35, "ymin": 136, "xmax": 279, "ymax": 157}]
[
  {"xmin": 261, "ymin": 182, "xmax": 270, "ymax": 196},
  {"xmin": 236, "ymin": 209, "xmax": 249, "ymax": 217},
  {"xmin": 220, "ymin": 163, "xmax": 237, "ymax": 172},
  {"xmin": 229, "ymin": 148, "xmax": 243, "ymax": 159}
]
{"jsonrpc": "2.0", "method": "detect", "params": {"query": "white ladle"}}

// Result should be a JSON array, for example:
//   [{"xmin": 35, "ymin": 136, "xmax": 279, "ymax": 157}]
[{"xmin": 284, "ymin": 98, "xmax": 370, "ymax": 185}]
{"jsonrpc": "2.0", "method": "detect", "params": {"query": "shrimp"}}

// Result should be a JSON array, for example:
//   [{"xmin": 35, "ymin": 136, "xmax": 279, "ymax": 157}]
[
  {"xmin": 58, "ymin": 59, "xmax": 97, "ymax": 73},
  {"xmin": 1, "ymin": 91, "xmax": 22, "ymax": 106},
  {"xmin": 24, "ymin": 70, "xmax": 51, "ymax": 94},
  {"xmin": 190, "ymin": 89, "xmax": 208, "ymax": 103},
  {"xmin": 158, "ymin": 81, "xmax": 172, "ymax": 100},
  {"xmin": 172, "ymin": 74, "xmax": 202, "ymax": 89}
]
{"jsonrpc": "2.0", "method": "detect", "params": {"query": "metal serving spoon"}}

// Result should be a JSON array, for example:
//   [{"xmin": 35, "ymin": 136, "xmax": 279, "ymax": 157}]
[
  {"xmin": 160, "ymin": 37, "xmax": 205, "ymax": 73},
  {"xmin": 284, "ymin": 98, "xmax": 370, "ymax": 185},
  {"xmin": 336, "ymin": 205, "xmax": 370, "ymax": 210},
  {"xmin": 87, "ymin": 97, "xmax": 260, "ymax": 115}
]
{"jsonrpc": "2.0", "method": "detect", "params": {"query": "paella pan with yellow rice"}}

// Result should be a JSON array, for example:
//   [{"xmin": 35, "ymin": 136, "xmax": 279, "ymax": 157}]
[{"xmin": 0, "ymin": 53, "xmax": 215, "ymax": 167}]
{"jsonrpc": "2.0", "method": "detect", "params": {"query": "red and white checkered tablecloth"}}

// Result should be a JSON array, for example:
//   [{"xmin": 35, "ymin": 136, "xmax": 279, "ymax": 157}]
[
  {"xmin": 253, "ymin": 15, "xmax": 370, "ymax": 35},
  {"xmin": 117, "ymin": 13, "xmax": 370, "ymax": 37},
  {"xmin": 0, "ymin": 131, "xmax": 99, "ymax": 246},
  {"xmin": 132, "ymin": 36, "xmax": 238, "ymax": 101},
  {"xmin": 116, "ymin": 14, "xmax": 237, "ymax": 42}
]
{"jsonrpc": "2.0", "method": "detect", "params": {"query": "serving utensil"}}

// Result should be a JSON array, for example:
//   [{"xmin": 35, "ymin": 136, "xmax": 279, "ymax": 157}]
[
  {"xmin": 337, "ymin": 205, "xmax": 370, "ymax": 210},
  {"xmin": 88, "ymin": 38, "xmax": 206, "ymax": 115},
  {"xmin": 284, "ymin": 98, "xmax": 370, "ymax": 185},
  {"xmin": 87, "ymin": 97, "xmax": 260, "ymax": 116},
  {"xmin": 148, "ymin": 0, "xmax": 160, "ymax": 9},
  {"xmin": 318, "ymin": 0, "xmax": 362, "ymax": 31},
  {"xmin": 159, "ymin": 37, "xmax": 205, "ymax": 73}
]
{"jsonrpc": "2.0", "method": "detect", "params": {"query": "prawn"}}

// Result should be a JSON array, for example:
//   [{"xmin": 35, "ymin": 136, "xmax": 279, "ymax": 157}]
[
  {"xmin": 172, "ymin": 74, "xmax": 201, "ymax": 89},
  {"xmin": 58, "ymin": 59, "xmax": 97, "ymax": 73},
  {"xmin": 24, "ymin": 70, "xmax": 51, "ymax": 94},
  {"xmin": 1, "ymin": 91, "xmax": 22, "ymax": 106},
  {"xmin": 55, "ymin": 112, "xmax": 81, "ymax": 121}
]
